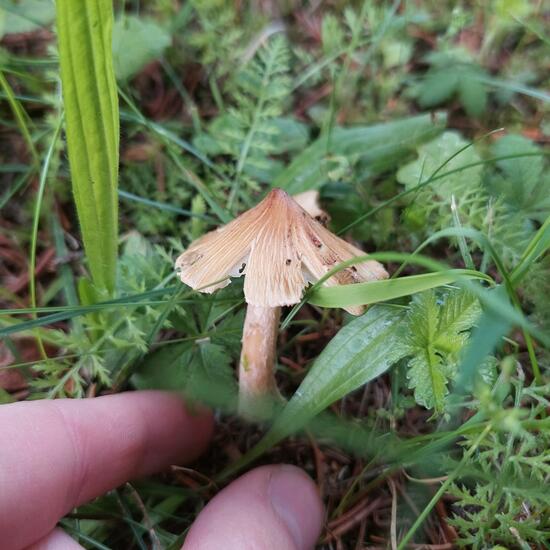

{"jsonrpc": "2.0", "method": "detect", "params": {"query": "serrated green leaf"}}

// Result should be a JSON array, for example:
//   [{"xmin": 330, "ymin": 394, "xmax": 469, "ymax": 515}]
[
  {"xmin": 113, "ymin": 16, "xmax": 171, "ymax": 80},
  {"xmin": 454, "ymin": 286, "xmax": 512, "ymax": 394},
  {"xmin": 437, "ymin": 289, "xmax": 481, "ymax": 339},
  {"xmin": 403, "ymin": 289, "xmax": 482, "ymax": 413},
  {"xmin": 404, "ymin": 290, "xmax": 449, "ymax": 411},
  {"xmin": 408, "ymin": 351, "xmax": 447, "ymax": 411},
  {"xmin": 210, "ymin": 309, "xmax": 244, "ymax": 355},
  {"xmin": 56, "ymin": 0, "xmax": 119, "ymax": 294}
]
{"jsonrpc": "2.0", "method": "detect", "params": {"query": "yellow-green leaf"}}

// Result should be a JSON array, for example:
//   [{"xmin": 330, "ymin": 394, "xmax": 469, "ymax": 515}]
[{"xmin": 56, "ymin": 0, "xmax": 119, "ymax": 294}]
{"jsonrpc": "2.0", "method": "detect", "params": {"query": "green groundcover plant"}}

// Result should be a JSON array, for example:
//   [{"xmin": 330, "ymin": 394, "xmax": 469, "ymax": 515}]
[{"xmin": 0, "ymin": 0, "xmax": 549, "ymax": 548}]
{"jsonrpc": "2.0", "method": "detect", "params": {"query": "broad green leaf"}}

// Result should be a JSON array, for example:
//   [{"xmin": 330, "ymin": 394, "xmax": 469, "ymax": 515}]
[
  {"xmin": 56, "ymin": 0, "xmax": 119, "ymax": 294},
  {"xmin": 272, "ymin": 113, "xmax": 446, "ymax": 194},
  {"xmin": 237, "ymin": 305, "xmax": 407, "ymax": 464},
  {"xmin": 511, "ymin": 217, "xmax": 550, "ymax": 284},
  {"xmin": 397, "ymin": 131, "xmax": 481, "ymax": 200},
  {"xmin": 489, "ymin": 135, "xmax": 550, "ymax": 223},
  {"xmin": 308, "ymin": 269, "xmax": 490, "ymax": 309},
  {"xmin": 113, "ymin": 16, "xmax": 171, "ymax": 80},
  {"xmin": 396, "ymin": 131, "xmax": 486, "ymax": 238},
  {"xmin": 268, "ymin": 117, "xmax": 309, "ymax": 154},
  {"xmin": 0, "ymin": 0, "xmax": 55, "ymax": 38},
  {"xmin": 454, "ymin": 287, "xmax": 512, "ymax": 394},
  {"xmin": 133, "ymin": 341, "xmax": 237, "ymax": 409},
  {"xmin": 458, "ymin": 75, "xmax": 488, "ymax": 117},
  {"xmin": 493, "ymin": 135, "xmax": 543, "ymax": 190},
  {"xmin": 416, "ymin": 69, "xmax": 458, "ymax": 108},
  {"xmin": 412, "ymin": 54, "xmax": 489, "ymax": 116},
  {"xmin": 289, "ymin": 306, "xmax": 407, "ymax": 414}
]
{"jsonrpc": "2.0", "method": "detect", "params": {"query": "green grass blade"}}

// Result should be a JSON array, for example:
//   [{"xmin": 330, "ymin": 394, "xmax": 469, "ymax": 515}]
[
  {"xmin": 473, "ymin": 74, "xmax": 550, "ymax": 103},
  {"xmin": 0, "ymin": 287, "xmax": 178, "ymax": 338},
  {"xmin": 29, "ymin": 114, "xmax": 64, "ymax": 359},
  {"xmin": 0, "ymin": 70, "xmax": 39, "ymax": 167},
  {"xmin": 0, "ymin": 169, "xmax": 32, "ymax": 210},
  {"xmin": 454, "ymin": 287, "xmax": 512, "ymax": 395},
  {"xmin": 511, "ymin": 215, "xmax": 550, "ymax": 285},
  {"xmin": 118, "ymin": 189, "xmax": 216, "ymax": 222},
  {"xmin": 56, "ymin": 0, "xmax": 119, "ymax": 294},
  {"xmin": 281, "ymin": 251, "xmax": 488, "ymax": 331},
  {"xmin": 308, "ymin": 269, "xmax": 490, "ymax": 309}
]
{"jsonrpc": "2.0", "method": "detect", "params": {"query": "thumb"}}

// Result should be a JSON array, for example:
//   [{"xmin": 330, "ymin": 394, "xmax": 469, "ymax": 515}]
[{"xmin": 183, "ymin": 465, "xmax": 324, "ymax": 550}]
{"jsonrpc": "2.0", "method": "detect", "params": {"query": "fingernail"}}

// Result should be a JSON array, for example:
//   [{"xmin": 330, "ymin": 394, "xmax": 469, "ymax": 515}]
[{"xmin": 268, "ymin": 465, "xmax": 322, "ymax": 550}]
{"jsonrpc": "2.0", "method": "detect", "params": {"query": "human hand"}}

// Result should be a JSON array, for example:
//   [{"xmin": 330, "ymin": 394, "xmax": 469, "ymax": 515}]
[{"xmin": 0, "ymin": 391, "xmax": 324, "ymax": 550}]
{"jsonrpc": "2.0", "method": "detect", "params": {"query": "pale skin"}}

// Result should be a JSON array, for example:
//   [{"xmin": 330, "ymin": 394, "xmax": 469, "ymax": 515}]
[{"xmin": 0, "ymin": 391, "xmax": 324, "ymax": 550}]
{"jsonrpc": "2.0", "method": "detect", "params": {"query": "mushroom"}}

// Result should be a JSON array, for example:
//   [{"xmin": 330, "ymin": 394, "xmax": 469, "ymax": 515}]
[{"xmin": 175, "ymin": 188, "xmax": 388, "ymax": 417}]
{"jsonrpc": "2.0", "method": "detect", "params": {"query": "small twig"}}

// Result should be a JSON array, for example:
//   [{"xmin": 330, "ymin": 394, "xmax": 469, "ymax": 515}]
[
  {"xmin": 8, "ymin": 248, "xmax": 55, "ymax": 293},
  {"xmin": 409, "ymin": 544, "xmax": 454, "ymax": 549},
  {"xmin": 324, "ymin": 497, "xmax": 383, "ymax": 542},
  {"xmin": 435, "ymin": 499, "xmax": 458, "ymax": 543},
  {"xmin": 171, "ymin": 465, "xmax": 218, "ymax": 492},
  {"xmin": 354, "ymin": 517, "xmax": 367, "ymax": 550},
  {"xmin": 388, "ymin": 478, "xmax": 398, "ymax": 550},
  {"xmin": 279, "ymin": 356, "xmax": 303, "ymax": 371},
  {"xmin": 358, "ymin": 382, "xmax": 371, "ymax": 417},
  {"xmin": 403, "ymin": 470, "xmax": 449, "ymax": 485},
  {"xmin": 125, "ymin": 483, "xmax": 162, "ymax": 550},
  {"xmin": 307, "ymin": 431, "xmax": 325, "ymax": 498},
  {"xmin": 330, "ymin": 495, "xmax": 372, "ymax": 530}
]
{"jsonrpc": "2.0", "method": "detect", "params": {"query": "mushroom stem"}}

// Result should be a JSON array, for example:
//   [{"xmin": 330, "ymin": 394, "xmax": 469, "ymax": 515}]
[{"xmin": 238, "ymin": 304, "xmax": 281, "ymax": 418}]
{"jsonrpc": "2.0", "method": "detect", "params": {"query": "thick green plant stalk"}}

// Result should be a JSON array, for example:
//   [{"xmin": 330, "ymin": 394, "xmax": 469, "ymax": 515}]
[{"xmin": 56, "ymin": 0, "xmax": 119, "ymax": 294}]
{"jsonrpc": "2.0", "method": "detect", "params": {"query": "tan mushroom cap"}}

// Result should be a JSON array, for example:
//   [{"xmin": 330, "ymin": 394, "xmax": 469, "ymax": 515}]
[{"xmin": 175, "ymin": 188, "xmax": 388, "ymax": 314}]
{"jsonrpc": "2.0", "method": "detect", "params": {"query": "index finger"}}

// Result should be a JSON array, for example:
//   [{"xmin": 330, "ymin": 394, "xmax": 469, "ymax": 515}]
[{"xmin": 0, "ymin": 391, "xmax": 213, "ymax": 550}]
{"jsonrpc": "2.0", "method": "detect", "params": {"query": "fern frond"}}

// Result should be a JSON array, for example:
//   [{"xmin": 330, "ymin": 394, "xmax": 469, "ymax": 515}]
[{"xmin": 195, "ymin": 35, "xmax": 292, "ymax": 208}]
